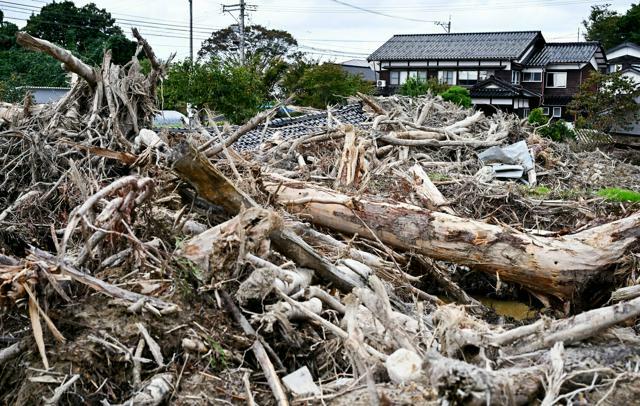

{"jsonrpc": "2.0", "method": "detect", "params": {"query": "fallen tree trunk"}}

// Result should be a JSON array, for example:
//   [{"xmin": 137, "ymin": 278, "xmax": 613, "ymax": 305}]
[
  {"xmin": 16, "ymin": 32, "xmax": 97, "ymax": 85},
  {"xmin": 172, "ymin": 145, "xmax": 367, "ymax": 291},
  {"xmin": 263, "ymin": 175, "xmax": 640, "ymax": 301}
]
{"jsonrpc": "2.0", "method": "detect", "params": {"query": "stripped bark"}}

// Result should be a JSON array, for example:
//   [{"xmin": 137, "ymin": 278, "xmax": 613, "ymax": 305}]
[
  {"xmin": 263, "ymin": 174, "xmax": 640, "ymax": 301},
  {"xmin": 16, "ymin": 32, "xmax": 97, "ymax": 85}
]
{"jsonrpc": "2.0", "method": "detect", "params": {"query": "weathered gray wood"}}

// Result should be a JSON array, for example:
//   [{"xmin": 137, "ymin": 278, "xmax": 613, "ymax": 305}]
[{"xmin": 263, "ymin": 174, "xmax": 640, "ymax": 301}]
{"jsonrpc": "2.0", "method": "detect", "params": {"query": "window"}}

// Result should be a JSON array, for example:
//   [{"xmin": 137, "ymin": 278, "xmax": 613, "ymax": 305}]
[
  {"xmin": 458, "ymin": 71, "xmax": 479, "ymax": 86},
  {"xmin": 399, "ymin": 71, "xmax": 408, "ymax": 84},
  {"xmin": 390, "ymin": 71, "xmax": 400, "ymax": 85},
  {"xmin": 417, "ymin": 71, "xmax": 428, "ymax": 81},
  {"xmin": 438, "ymin": 70, "xmax": 456, "ymax": 85},
  {"xmin": 409, "ymin": 71, "xmax": 418, "ymax": 79},
  {"xmin": 542, "ymin": 107, "xmax": 550, "ymax": 115},
  {"xmin": 478, "ymin": 70, "xmax": 491, "ymax": 81},
  {"xmin": 522, "ymin": 72, "xmax": 542, "ymax": 82},
  {"xmin": 546, "ymin": 72, "xmax": 567, "ymax": 88},
  {"xmin": 552, "ymin": 107, "xmax": 562, "ymax": 117},
  {"xmin": 511, "ymin": 70, "xmax": 521, "ymax": 84},
  {"xmin": 522, "ymin": 108, "xmax": 530, "ymax": 117}
]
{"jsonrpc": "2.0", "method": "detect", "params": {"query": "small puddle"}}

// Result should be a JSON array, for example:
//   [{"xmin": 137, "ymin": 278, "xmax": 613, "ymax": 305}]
[{"xmin": 474, "ymin": 296, "xmax": 537, "ymax": 320}]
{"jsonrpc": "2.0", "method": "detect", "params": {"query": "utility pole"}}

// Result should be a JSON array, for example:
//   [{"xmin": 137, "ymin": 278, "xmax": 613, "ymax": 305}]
[
  {"xmin": 189, "ymin": 0, "xmax": 193, "ymax": 63},
  {"xmin": 223, "ymin": 0, "xmax": 257, "ymax": 65},
  {"xmin": 434, "ymin": 16, "xmax": 451, "ymax": 34},
  {"xmin": 239, "ymin": 0, "xmax": 245, "ymax": 65}
]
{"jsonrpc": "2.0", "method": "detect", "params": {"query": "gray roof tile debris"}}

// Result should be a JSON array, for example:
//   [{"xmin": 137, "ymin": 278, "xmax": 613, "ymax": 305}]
[
  {"xmin": 368, "ymin": 31, "xmax": 541, "ymax": 61},
  {"xmin": 233, "ymin": 104, "xmax": 368, "ymax": 151},
  {"xmin": 524, "ymin": 42, "xmax": 600, "ymax": 66}
]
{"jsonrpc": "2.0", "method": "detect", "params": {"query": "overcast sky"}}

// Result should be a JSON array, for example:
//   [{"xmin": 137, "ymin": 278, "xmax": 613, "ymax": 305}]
[{"xmin": 1, "ymin": 0, "xmax": 635, "ymax": 61}]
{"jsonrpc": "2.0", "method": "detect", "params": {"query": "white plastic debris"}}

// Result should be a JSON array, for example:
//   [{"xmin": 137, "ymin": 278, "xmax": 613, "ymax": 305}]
[
  {"xmin": 385, "ymin": 348, "xmax": 423, "ymax": 384},
  {"xmin": 282, "ymin": 366, "xmax": 321, "ymax": 396},
  {"xmin": 134, "ymin": 129, "xmax": 169, "ymax": 155},
  {"xmin": 478, "ymin": 140, "xmax": 534, "ymax": 181}
]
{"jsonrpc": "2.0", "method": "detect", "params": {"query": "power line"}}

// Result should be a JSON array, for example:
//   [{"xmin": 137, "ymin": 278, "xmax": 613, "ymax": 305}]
[
  {"xmin": 222, "ymin": 0, "xmax": 257, "ymax": 64},
  {"xmin": 4, "ymin": 0, "xmax": 218, "ymax": 29},
  {"xmin": 0, "ymin": 1, "xmax": 220, "ymax": 33},
  {"xmin": 325, "ymin": 0, "xmax": 441, "ymax": 23}
]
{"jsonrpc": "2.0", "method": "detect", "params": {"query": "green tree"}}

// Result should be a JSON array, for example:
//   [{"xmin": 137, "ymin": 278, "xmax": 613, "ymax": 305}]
[
  {"xmin": 282, "ymin": 62, "xmax": 372, "ymax": 109},
  {"xmin": 198, "ymin": 25, "xmax": 300, "ymax": 64},
  {"xmin": 0, "ymin": 11, "xmax": 66, "ymax": 102},
  {"xmin": 398, "ymin": 77, "xmax": 449, "ymax": 97},
  {"xmin": 162, "ymin": 60, "xmax": 268, "ymax": 124},
  {"xmin": 583, "ymin": 3, "xmax": 640, "ymax": 49},
  {"xmin": 24, "ymin": 1, "xmax": 136, "ymax": 65},
  {"xmin": 0, "ymin": 10, "xmax": 19, "ymax": 50},
  {"xmin": 567, "ymin": 71, "xmax": 640, "ymax": 132},
  {"xmin": 440, "ymin": 86, "xmax": 472, "ymax": 108}
]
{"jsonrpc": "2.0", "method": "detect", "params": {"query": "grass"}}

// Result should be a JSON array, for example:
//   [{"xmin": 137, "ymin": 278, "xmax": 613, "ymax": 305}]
[
  {"xmin": 597, "ymin": 188, "xmax": 640, "ymax": 202},
  {"xmin": 526, "ymin": 186, "xmax": 551, "ymax": 197},
  {"xmin": 428, "ymin": 172, "xmax": 451, "ymax": 182},
  {"xmin": 206, "ymin": 337, "xmax": 227, "ymax": 370}
]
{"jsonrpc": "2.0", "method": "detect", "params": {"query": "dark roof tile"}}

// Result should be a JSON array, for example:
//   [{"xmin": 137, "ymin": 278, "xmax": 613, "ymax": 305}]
[
  {"xmin": 368, "ymin": 31, "xmax": 541, "ymax": 61},
  {"xmin": 524, "ymin": 42, "xmax": 600, "ymax": 66}
]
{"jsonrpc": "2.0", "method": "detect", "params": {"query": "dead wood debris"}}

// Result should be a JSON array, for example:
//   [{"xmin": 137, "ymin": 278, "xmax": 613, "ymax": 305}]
[{"xmin": 1, "ymin": 30, "xmax": 640, "ymax": 406}]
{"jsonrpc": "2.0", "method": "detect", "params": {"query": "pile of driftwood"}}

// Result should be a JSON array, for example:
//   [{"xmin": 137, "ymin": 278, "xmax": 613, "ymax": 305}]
[{"xmin": 1, "ymin": 31, "xmax": 640, "ymax": 405}]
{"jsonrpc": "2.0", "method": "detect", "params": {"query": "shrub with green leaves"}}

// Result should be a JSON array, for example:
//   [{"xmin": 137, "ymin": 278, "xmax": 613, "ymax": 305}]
[
  {"xmin": 440, "ymin": 86, "xmax": 472, "ymax": 108},
  {"xmin": 398, "ymin": 77, "xmax": 449, "ymax": 97},
  {"xmin": 528, "ymin": 108, "xmax": 549, "ymax": 126},
  {"xmin": 540, "ymin": 119, "xmax": 575, "ymax": 142},
  {"xmin": 528, "ymin": 109, "xmax": 574, "ymax": 142},
  {"xmin": 282, "ymin": 62, "xmax": 372, "ymax": 109}
]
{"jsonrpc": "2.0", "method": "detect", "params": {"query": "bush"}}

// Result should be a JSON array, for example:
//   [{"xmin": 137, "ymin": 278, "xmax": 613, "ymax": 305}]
[
  {"xmin": 440, "ymin": 86, "xmax": 471, "ymax": 108},
  {"xmin": 540, "ymin": 119, "xmax": 575, "ymax": 142},
  {"xmin": 398, "ymin": 77, "xmax": 449, "ymax": 97},
  {"xmin": 282, "ymin": 62, "xmax": 372, "ymax": 109},
  {"xmin": 162, "ymin": 60, "xmax": 268, "ymax": 124},
  {"xmin": 527, "ymin": 108, "xmax": 574, "ymax": 142},
  {"xmin": 528, "ymin": 107, "xmax": 549, "ymax": 126}
]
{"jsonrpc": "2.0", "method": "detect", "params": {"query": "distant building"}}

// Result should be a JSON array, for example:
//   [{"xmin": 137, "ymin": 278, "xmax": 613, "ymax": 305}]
[
  {"xmin": 339, "ymin": 59, "xmax": 376, "ymax": 82},
  {"xmin": 606, "ymin": 42, "xmax": 640, "ymax": 136},
  {"xmin": 18, "ymin": 86, "xmax": 70, "ymax": 104},
  {"xmin": 368, "ymin": 31, "xmax": 608, "ymax": 120}
]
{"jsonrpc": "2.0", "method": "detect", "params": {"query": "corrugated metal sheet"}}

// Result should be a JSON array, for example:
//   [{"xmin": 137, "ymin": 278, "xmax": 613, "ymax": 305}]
[
  {"xmin": 368, "ymin": 31, "xmax": 540, "ymax": 61},
  {"xmin": 525, "ymin": 43, "xmax": 599, "ymax": 66}
]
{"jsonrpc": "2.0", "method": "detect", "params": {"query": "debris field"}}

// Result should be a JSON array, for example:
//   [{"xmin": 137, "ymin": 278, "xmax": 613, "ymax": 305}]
[{"xmin": 1, "ymin": 30, "xmax": 640, "ymax": 405}]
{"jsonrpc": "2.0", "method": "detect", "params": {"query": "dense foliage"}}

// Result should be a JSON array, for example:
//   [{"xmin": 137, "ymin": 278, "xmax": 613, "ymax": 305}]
[
  {"xmin": 440, "ymin": 86, "xmax": 472, "ymax": 108},
  {"xmin": 527, "ymin": 107, "xmax": 549, "ymax": 126},
  {"xmin": 281, "ymin": 62, "xmax": 372, "ymax": 109},
  {"xmin": 0, "ymin": 3, "xmax": 136, "ymax": 102},
  {"xmin": 198, "ymin": 24, "xmax": 300, "ymax": 65},
  {"xmin": 583, "ymin": 3, "xmax": 640, "ymax": 49},
  {"xmin": 398, "ymin": 77, "xmax": 450, "ymax": 97},
  {"xmin": 24, "ymin": 1, "xmax": 136, "ymax": 65},
  {"xmin": 162, "ymin": 60, "xmax": 268, "ymax": 124},
  {"xmin": 528, "ymin": 108, "xmax": 575, "ymax": 142},
  {"xmin": 567, "ymin": 71, "xmax": 640, "ymax": 133},
  {"xmin": 0, "ymin": 11, "xmax": 67, "ymax": 102}
]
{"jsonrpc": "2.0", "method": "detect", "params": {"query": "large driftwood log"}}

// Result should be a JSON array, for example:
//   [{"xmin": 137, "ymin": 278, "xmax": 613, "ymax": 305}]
[
  {"xmin": 172, "ymin": 145, "xmax": 366, "ymax": 291},
  {"xmin": 16, "ymin": 32, "xmax": 97, "ymax": 85},
  {"xmin": 263, "ymin": 175, "xmax": 640, "ymax": 301}
]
